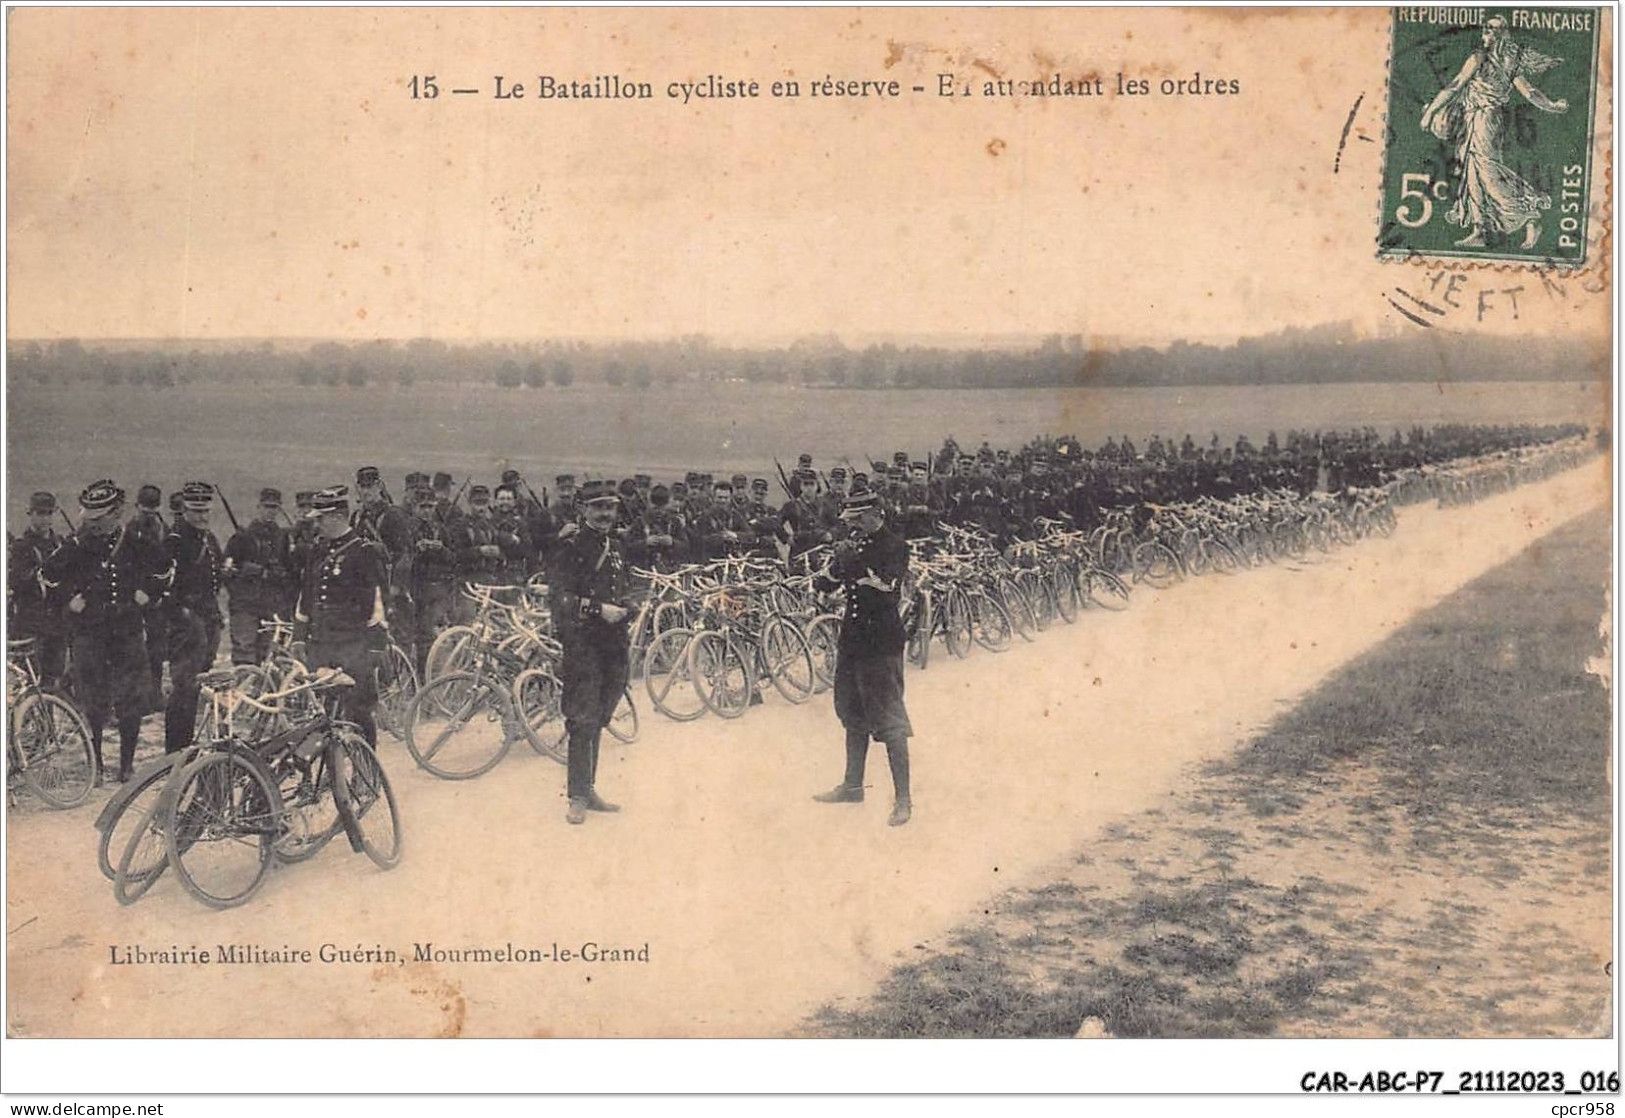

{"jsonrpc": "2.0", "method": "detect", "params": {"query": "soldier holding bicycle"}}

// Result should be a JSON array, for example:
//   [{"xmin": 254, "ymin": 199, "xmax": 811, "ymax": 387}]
[
  {"xmin": 9, "ymin": 492, "xmax": 67, "ymax": 691},
  {"xmin": 224, "ymin": 487, "xmax": 294, "ymax": 666},
  {"xmin": 292, "ymin": 486, "xmax": 391, "ymax": 749},
  {"xmin": 163, "ymin": 482, "xmax": 227, "ymax": 755}
]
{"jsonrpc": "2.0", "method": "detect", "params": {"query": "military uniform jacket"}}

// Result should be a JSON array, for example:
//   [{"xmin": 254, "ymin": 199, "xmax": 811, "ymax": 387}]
[
  {"xmin": 41, "ymin": 525, "xmax": 165, "ymax": 633},
  {"xmin": 296, "ymin": 529, "xmax": 388, "ymax": 645},
  {"xmin": 166, "ymin": 518, "xmax": 226, "ymax": 622},
  {"xmin": 225, "ymin": 520, "xmax": 292, "ymax": 609},
  {"xmin": 632, "ymin": 507, "xmax": 688, "ymax": 570},
  {"xmin": 549, "ymin": 526, "xmax": 630, "ymax": 650},
  {"xmin": 489, "ymin": 512, "xmax": 534, "ymax": 583},
  {"xmin": 9, "ymin": 527, "xmax": 63, "ymax": 631},
  {"xmin": 779, "ymin": 497, "xmax": 829, "ymax": 556},
  {"xmin": 408, "ymin": 515, "xmax": 458, "ymax": 593},
  {"xmin": 352, "ymin": 499, "xmax": 413, "ymax": 588},
  {"xmin": 814, "ymin": 527, "xmax": 907, "ymax": 657},
  {"xmin": 450, "ymin": 514, "xmax": 505, "ymax": 582}
]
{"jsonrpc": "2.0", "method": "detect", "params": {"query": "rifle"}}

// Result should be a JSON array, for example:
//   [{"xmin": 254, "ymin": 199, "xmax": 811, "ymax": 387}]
[
  {"xmin": 772, "ymin": 458, "xmax": 795, "ymax": 501},
  {"xmin": 57, "ymin": 507, "xmax": 76, "ymax": 536},
  {"xmin": 212, "ymin": 483, "xmax": 244, "ymax": 534},
  {"xmin": 276, "ymin": 506, "xmax": 297, "ymax": 528},
  {"xmin": 451, "ymin": 475, "xmax": 472, "ymax": 509}
]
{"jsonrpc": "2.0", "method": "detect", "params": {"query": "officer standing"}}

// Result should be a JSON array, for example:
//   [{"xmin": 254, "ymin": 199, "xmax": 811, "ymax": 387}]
[
  {"xmin": 812, "ymin": 489, "xmax": 914, "ymax": 826},
  {"xmin": 163, "ymin": 482, "xmax": 226, "ymax": 754},
  {"xmin": 224, "ymin": 487, "xmax": 293, "ymax": 665},
  {"xmin": 8, "ymin": 492, "xmax": 67, "ymax": 689},
  {"xmin": 42, "ymin": 481, "xmax": 163, "ymax": 782},
  {"xmin": 549, "ymin": 479, "xmax": 629, "ymax": 825},
  {"xmin": 292, "ymin": 486, "xmax": 390, "ymax": 747}
]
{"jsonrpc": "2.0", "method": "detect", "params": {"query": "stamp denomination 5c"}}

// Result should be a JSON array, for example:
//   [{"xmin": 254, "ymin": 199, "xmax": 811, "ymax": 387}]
[{"xmin": 1380, "ymin": 7, "xmax": 1602, "ymax": 267}]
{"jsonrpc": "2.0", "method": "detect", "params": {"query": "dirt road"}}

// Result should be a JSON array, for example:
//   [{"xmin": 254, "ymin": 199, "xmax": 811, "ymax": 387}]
[{"xmin": 5, "ymin": 457, "xmax": 1609, "ymax": 1039}]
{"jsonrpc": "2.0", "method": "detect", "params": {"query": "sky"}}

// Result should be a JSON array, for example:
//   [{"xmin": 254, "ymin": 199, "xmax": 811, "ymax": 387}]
[{"xmin": 6, "ymin": 6, "xmax": 1612, "ymax": 345}]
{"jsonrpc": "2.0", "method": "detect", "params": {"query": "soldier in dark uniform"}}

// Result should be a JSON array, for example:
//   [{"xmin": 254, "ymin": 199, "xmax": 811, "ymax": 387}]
[
  {"xmin": 449, "ymin": 485, "xmax": 504, "ymax": 614},
  {"xmin": 432, "ymin": 472, "xmax": 463, "ymax": 529},
  {"xmin": 9, "ymin": 492, "xmax": 67, "ymax": 690},
  {"xmin": 549, "ymin": 479, "xmax": 630, "ymax": 825},
  {"xmin": 779, "ymin": 468, "xmax": 829, "ymax": 559},
  {"xmin": 163, "ymin": 482, "xmax": 226, "ymax": 755},
  {"xmin": 744, "ymin": 479, "xmax": 779, "ymax": 559},
  {"xmin": 405, "ymin": 484, "xmax": 457, "ymax": 676},
  {"xmin": 288, "ymin": 490, "xmax": 320, "ymax": 586},
  {"xmin": 42, "ymin": 481, "xmax": 163, "ymax": 781},
  {"xmin": 811, "ymin": 490, "xmax": 914, "ymax": 826},
  {"xmin": 633, "ymin": 484, "xmax": 688, "ymax": 571},
  {"xmin": 490, "ymin": 484, "xmax": 535, "ymax": 584},
  {"xmin": 224, "ymin": 487, "xmax": 294, "ymax": 665},
  {"xmin": 352, "ymin": 465, "xmax": 414, "ymax": 621},
  {"xmin": 292, "ymin": 486, "xmax": 390, "ymax": 748},
  {"xmin": 128, "ymin": 484, "xmax": 171, "ymax": 705}
]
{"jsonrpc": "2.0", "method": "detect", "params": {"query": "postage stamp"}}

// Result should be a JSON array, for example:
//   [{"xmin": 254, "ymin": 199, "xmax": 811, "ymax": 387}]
[{"xmin": 1379, "ymin": 7, "xmax": 1602, "ymax": 267}]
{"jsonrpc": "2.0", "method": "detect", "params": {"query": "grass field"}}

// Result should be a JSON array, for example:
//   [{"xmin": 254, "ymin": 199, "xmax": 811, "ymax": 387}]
[{"xmin": 808, "ymin": 506, "xmax": 1613, "ymax": 1038}]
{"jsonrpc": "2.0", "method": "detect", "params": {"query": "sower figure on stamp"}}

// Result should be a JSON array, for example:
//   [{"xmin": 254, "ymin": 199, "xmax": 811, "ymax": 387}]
[
  {"xmin": 41, "ymin": 481, "xmax": 163, "ymax": 782},
  {"xmin": 812, "ymin": 488, "xmax": 914, "ymax": 826},
  {"xmin": 549, "ymin": 479, "xmax": 630, "ymax": 826},
  {"xmin": 291, "ymin": 486, "xmax": 390, "ymax": 748}
]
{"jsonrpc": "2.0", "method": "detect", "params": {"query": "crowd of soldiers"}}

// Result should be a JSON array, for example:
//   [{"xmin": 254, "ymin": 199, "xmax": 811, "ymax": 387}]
[{"xmin": 7, "ymin": 420, "xmax": 1591, "ymax": 783}]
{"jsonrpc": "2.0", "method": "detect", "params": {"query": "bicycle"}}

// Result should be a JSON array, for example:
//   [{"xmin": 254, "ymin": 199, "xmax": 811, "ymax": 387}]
[{"xmin": 6, "ymin": 637, "xmax": 96, "ymax": 809}]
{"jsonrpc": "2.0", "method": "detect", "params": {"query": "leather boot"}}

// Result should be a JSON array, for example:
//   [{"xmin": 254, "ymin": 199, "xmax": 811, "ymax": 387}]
[
  {"xmin": 117, "ymin": 715, "xmax": 141, "ymax": 783},
  {"xmin": 814, "ymin": 728, "xmax": 870, "ymax": 803},
  {"xmin": 585, "ymin": 791, "xmax": 620, "ymax": 813},
  {"xmin": 885, "ymin": 738, "xmax": 911, "ymax": 826},
  {"xmin": 566, "ymin": 797, "xmax": 587, "ymax": 825}
]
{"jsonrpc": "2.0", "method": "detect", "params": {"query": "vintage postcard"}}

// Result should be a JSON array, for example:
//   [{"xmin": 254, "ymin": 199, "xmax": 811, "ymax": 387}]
[{"xmin": 3, "ymin": 4, "xmax": 1616, "ymax": 1098}]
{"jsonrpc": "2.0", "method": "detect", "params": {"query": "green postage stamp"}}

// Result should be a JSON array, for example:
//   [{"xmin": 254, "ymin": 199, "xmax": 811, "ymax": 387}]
[{"xmin": 1380, "ymin": 7, "xmax": 1602, "ymax": 267}]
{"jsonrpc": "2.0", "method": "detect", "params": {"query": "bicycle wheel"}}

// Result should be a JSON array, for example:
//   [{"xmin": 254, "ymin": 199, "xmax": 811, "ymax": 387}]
[
  {"xmin": 942, "ymin": 586, "xmax": 974, "ymax": 659},
  {"xmin": 606, "ymin": 688, "xmax": 640, "ymax": 744},
  {"xmin": 271, "ymin": 743, "xmax": 345, "ymax": 864},
  {"xmin": 332, "ymin": 730, "xmax": 402, "ymax": 870},
  {"xmin": 99, "ymin": 756, "xmax": 183, "ymax": 882},
  {"xmin": 112, "ymin": 792, "xmax": 173, "ymax": 906},
  {"xmin": 14, "ymin": 692, "xmax": 96, "ymax": 809},
  {"xmin": 968, "ymin": 589, "xmax": 1013, "ymax": 652},
  {"xmin": 1083, "ymin": 567, "xmax": 1133, "ymax": 611},
  {"xmin": 1049, "ymin": 566, "xmax": 1078, "ymax": 624},
  {"xmin": 165, "ymin": 750, "xmax": 280, "ymax": 909},
  {"xmin": 404, "ymin": 671, "xmax": 514, "ymax": 779},
  {"xmin": 691, "ymin": 630, "xmax": 752, "ymax": 719},
  {"xmin": 1205, "ymin": 537, "xmax": 1241, "ymax": 574},
  {"xmin": 760, "ymin": 616, "xmax": 817, "ymax": 704},
  {"xmin": 995, "ymin": 577, "xmax": 1038, "ymax": 641},
  {"xmin": 804, "ymin": 613, "xmax": 842, "ymax": 691},
  {"xmin": 1016, "ymin": 571, "xmax": 1054, "ymax": 631},
  {"xmin": 373, "ymin": 643, "xmax": 419, "ymax": 741},
  {"xmin": 424, "ymin": 625, "xmax": 479, "ymax": 683},
  {"xmin": 906, "ymin": 591, "xmax": 932, "ymax": 669},
  {"xmin": 1132, "ymin": 541, "xmax": 1181, "ymax": 588},
  {"xmin": 512, "ymin": 667, "xmax": 567, "ymax": 763},
  {"xmin": 643, "ymin": 628, "xmax": 707, "ymax": 721}
]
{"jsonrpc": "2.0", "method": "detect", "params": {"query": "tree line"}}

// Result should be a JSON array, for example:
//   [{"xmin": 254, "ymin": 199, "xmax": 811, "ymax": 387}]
[{"xmin": 6, "ymin": 325, "xmax": 1606, "ymax": 391}]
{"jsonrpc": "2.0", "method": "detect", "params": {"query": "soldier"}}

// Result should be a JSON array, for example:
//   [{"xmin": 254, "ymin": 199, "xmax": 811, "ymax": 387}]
[
  {"xmin": 692, "ymin": 479, "xmax": 744, "ymax": 560},
  {"xmin": 811, "ymin": 489, "xmax": 914, "ymax": 826},
  {"xmin": 432, "ymin": 471, "xmax": 463, "ymax": 528},
  {"xmin": 42, "ymin": 481, "xmax": 163, "ymax": 782},
  {"xmin": 290, "ymin": 486, "xmax": 389, "ymax": 747},
  {"xmin": 288, "ymin": 491, "xmax": 320, "ymax": 585},
  {"xmin": 449, "ymin": 485, "xmax": 506, "ymax": 611},
  {"xmin": 129, "ymin": 484, "xmax": 171, "ymax": 704},
  {"xmin": 352, "ymin": 465, "xmax": 414, "ymax": 593},
  {"xmin": 779, "ymin": 468, "xmax": 829, "ymax": 559},
  {"xmin": 896, "ymin": 467, "xmax": 937, "ymax": 541},
  {"xmin": 549, "ymin": 479, "xmax": 631, "ymax": 825},
  {"xmin": 163, "ymin": 482, "xmax": 226, "ymax": 755},
  {"xmin": 224, "ymin": 487, "xmax": 294, "ymax": 666},
  {"xmin": 8, "ymin": 492, "xmax": 67, "ymax": 689},
  {"xmin": 633, "ymin": 483, "xmax": 688, "ymax": 572},
  {"xmin": 503, "ymin": 469, "xmax": 555, "ymax": 569},
  {"xmin": 744, "ymin": 478, "xmax": 779, "ymax": 559},
  {"xmin": 816, "ymin": 466, "xmax": 848, "ymax": 526},
  {"xmin": 405, "ymin": 484, "xmax": 457, "ymax": 676},
  {"xmin": 490, "ymin": 484, "xmax": 534, "ymax": 584}
]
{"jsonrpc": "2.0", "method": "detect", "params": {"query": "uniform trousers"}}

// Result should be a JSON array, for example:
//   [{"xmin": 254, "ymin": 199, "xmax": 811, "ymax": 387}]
[
  {"xmin": 164, "ymin": 607, "xmax": 223, "ymax": 753},
  {"xmin": 69, "ymin": 620, "xmax": 149, "ymax": 774},
  {"xmin": 560, "ymin": 637, "xmax": 629, "ymax": 801}
]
